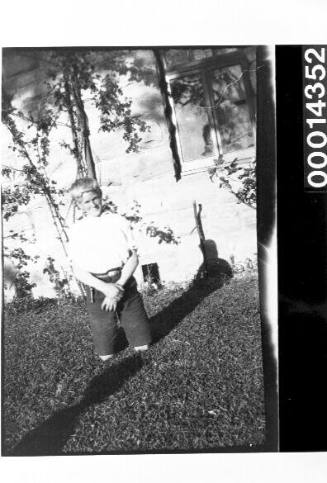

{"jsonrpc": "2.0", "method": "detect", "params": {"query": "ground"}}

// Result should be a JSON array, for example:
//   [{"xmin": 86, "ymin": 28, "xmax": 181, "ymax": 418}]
[{"xmin": 2, "ymin": 273, "xmax": 265, "ymax": 455}]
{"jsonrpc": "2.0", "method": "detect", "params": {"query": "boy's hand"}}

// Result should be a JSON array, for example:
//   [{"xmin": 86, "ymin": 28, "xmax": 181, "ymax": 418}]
[
  {"xmin": 101, "ymin": 295, "xmax": 120, "ymax": 311},
  {"xmin": 101, "ymin": 284, "xmax": 124, "ymax": 311}
]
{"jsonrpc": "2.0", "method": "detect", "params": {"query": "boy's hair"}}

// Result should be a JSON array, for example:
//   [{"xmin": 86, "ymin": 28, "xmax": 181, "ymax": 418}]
[{"xmin": 69, "ymin": 177, "xmax": 102, "ymax": 202}]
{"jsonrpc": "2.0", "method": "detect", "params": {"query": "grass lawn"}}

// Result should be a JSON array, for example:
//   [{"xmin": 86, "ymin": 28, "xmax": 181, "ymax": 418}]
[{"xmin": 2, "ymin": 273, "xmax": 265, "ymax": 455}]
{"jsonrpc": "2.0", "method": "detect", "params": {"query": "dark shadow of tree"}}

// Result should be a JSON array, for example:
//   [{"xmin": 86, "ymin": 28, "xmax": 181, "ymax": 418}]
[
  {"xmin": 112, "ymin": 240, "xmax": 233, "ymax": 348},
  {"xmin": 150, "ymin": 240, "xmax": 233, "ymax": 343},
  {"xmin": 149, "ymin": 269, "xmax": 230, "ymax": 343},
  {"xmin": 9, "ymin": 354, "xmax": 143, "ymax": 456}
]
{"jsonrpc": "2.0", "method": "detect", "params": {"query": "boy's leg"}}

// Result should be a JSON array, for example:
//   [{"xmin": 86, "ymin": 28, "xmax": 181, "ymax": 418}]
[
  {"xmin": 118, "ymin": 280, "xmax": 152, "ymax": 350},
  {"xmin": 86, "ymin": 287, "xmax": 118, "ymax": 357}
]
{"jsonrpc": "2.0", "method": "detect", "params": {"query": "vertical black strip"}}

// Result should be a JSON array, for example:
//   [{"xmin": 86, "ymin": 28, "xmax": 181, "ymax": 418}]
[
  {"xmin": 277, "ymin": 45, "xmax": 327, "ymax": 451},
  {"xmin": 256, "ymin": 46, "xmax": 278, "ymax": 451},
  {"xmin": 302, "ymin": 46, "xmax": 327, "ymax": 192}
]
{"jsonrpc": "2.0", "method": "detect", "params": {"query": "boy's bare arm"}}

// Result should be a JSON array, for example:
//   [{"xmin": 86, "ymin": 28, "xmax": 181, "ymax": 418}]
[
  {"xmin": 72, "ymin": 263, "xmax": 121, "ymax": 299},
  {"xmin": 117, "ymin": 249, "xmax": 139, "ymax": 287}
]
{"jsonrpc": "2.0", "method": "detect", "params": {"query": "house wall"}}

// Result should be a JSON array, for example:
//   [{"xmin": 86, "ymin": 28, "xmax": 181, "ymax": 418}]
[{"xmin": 2, "ymin": 48, "xmax": 257, "ymax": 299}]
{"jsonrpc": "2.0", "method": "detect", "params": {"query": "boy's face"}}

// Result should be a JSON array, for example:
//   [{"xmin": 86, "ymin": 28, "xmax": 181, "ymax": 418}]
[{"xmin": 78, "ymin": 190, "xmax": 102, "ymax": 217}]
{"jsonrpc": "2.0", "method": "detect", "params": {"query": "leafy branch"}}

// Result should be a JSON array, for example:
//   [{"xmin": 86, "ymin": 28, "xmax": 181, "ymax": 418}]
[
  {"xmin": 2, "ymin": 103, "xmax": 69, "ymax": 253},
  {"xmin": 208, "ymin": 155, "xmax": 256, "ymax": 209},
  {"xmin": 47, "ymin": 50, "xmax": 150, "ymax": 170}
]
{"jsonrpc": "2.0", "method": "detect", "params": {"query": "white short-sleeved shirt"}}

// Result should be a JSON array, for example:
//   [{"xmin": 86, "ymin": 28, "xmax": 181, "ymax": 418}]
[{"xmin": 68, "ymin": 212, "xmax": 136, "ymax": 274}]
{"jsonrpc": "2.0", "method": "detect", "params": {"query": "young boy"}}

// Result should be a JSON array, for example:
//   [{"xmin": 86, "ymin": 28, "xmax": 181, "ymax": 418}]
[{"xmin": 68, "ymin": 177, "xmax": 151, "ymax": 361}]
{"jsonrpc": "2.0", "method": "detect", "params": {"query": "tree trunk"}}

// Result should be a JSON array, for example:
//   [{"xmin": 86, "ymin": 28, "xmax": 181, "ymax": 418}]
[
  {"xmin": 70, "ymin": 74, "xmax": 97, "ymax": 179},
  {"xmin": 193, "ymin": 201, "xmax": 208, "ymax": 277},
  {"xmin": 63, "ymin": 74, "xmax": 86, "ymax": 178},
  {"xmin": 153, "ymin": 49, "xmax": 182, "ymax": 182}
]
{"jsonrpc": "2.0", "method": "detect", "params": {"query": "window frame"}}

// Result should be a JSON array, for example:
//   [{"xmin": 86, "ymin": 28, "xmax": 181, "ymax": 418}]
[{"xmin": 164, "ymin": 51, "xmax": 256, "ymax": 175}]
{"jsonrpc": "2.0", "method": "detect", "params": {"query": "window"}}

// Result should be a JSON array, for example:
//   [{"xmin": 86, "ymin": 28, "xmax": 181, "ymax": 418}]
[
  {"xmin": 170, "ymin": 73, "xmax": 217, "ymax": 163},
  {"xmin": 164, "ymin": 49, "xmax": 256, "ymax": 174},
  {"xmin": 210, "ymin": 65, "xmax": 254, "ymax": 154}
]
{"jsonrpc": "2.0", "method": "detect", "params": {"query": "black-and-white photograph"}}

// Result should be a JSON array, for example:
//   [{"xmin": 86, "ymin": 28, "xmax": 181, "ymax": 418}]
[{"xmin": 1, "ymin": 45, "xmax": 277, "ymax": 455}]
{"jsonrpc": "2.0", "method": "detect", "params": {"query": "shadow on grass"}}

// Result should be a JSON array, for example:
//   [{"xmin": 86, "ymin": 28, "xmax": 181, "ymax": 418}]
[
  {"xmin": 8, "ymin": 245, "xmax": 232, "ymax": 456},
  {"xmin": 9, "ymin": 354, "xmax": 143, "ymax": 456},
  {"xmin": 150, "ymin": 255, "xmax": 233, "ymax": 344},
  {"xmin": 108, "ymin": 245, "xmax": 233, "ymax": 351}
]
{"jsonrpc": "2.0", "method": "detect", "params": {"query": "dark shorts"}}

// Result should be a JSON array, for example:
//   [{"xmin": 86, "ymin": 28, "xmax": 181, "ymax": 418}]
[{"xmin": 86, "ymin": 277, "xmax": 151, "ymax": 355}]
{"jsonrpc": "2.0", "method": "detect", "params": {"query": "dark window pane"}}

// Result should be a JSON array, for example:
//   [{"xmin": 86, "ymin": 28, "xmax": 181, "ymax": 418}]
[
  {"xmin": 170, "ymin": 74, "xmax": 216, "ymax": 162},
  {"xmin": 210, "ymin": 65, "xmax": 254, "ymax": 153}
]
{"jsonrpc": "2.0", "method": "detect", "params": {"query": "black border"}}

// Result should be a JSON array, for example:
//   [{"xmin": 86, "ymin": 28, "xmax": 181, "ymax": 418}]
[{"xmin": 277, "ymin": 45, "xmax": 327, "ymax": 451}]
